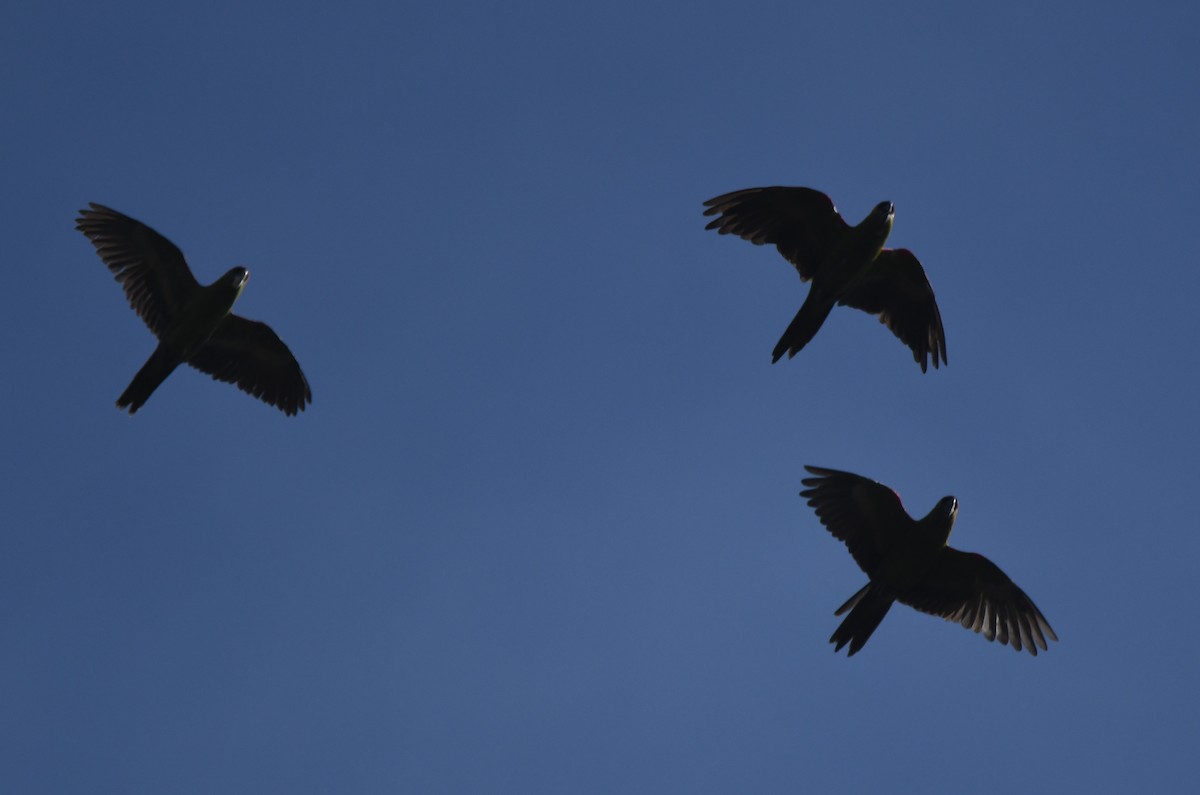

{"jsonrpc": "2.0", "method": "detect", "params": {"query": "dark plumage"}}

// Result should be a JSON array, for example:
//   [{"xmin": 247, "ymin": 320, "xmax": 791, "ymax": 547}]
[
  {"xmin": 703, "ymin": 186, "xmax": 946, "ymax": 371},
  {"xmin": 800, "ymin": 466, "xmax": 1056, "ymax": 656},
  {"xmin": 77, "ymin": 203, "xmax": 311, "ymax": 415}
]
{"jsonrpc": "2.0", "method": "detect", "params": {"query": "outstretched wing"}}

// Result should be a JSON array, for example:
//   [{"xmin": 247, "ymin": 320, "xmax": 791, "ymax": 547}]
[
  {"xmin": 703, "ymin": 187, "xmax": 847, "ymax": 280},
  {"xmin": 839, "ymin": 248, "xmax": 947, "ymax": 371},
  {"xmin": 901, "ymin": 548, "xmax": 1057, "ymax": 655},
  {"xmin": 186, "ymin": 314, "xmax": 311, "ymax": 416},
  {"xmin": 800, "ymin": 465, "xmax": 914, "ymax": 577},
  {"xmin": 76, "ymin": 203, "xmax": 201, "ymax": 337}
]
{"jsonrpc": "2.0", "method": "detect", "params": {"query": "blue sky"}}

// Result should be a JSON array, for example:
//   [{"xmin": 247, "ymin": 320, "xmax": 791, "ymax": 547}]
[{"xmin": 3, "ymin": 1, "xmax": 1198, "ymax": 792}]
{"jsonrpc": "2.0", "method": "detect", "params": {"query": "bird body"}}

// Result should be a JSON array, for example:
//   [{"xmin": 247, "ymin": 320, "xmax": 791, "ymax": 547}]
[
  {"xmin": 77, "ymin": 203, "xmax": 311, "ymax": 415},
  {"xmin": 810, "ymin": 200, "xmax": 895, "ymax": 296},
  {"xmin": 801, "ymin": 466, "xmax": 1055, "ymax": 656},
  {"xmin": 703, "ymin": 187, "xmax": 946, "ymax": 371},
  {"xmin": 159, "ymin": 267, "xmax": 247, "ymax": 357},
  {"xmin": 778, "ymin": 203, "xmax": 893, "ymax": 358},
  {"xmin": 115, "ymin": 267, "xmax": 250, "ymax": 413}
]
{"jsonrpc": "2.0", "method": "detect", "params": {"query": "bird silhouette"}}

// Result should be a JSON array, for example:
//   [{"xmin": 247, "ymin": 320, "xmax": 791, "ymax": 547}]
[
  {"xmin": 800, "ymin": 466, "xmax": 1055, "ymax": 656},
  {"xmin": 77, "ymin": 203, "xmax": 311, "ymax": 415},
  {"xmin": 704, "ymin": 187, "xmax": 946, "ymax": 371}
]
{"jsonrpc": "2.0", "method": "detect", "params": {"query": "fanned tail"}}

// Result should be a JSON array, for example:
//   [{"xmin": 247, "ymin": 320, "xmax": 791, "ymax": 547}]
[{"xmin": 830, "ymin": 582, "xmax": 894, "ymax": 656}]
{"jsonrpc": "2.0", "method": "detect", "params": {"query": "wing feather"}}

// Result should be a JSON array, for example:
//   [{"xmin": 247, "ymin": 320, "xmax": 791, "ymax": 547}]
[
  {"xmin": 186, "ymin": 315, "xmax": 311, "ymax": 415},
  {"xmin": 800, "ymin": 465, "xmax": 915, "ymax": 578},
  {"xmin": 76, "ymin": 203, "xmax": 201, "ymax": 337},
  {"xmin": 900, "ymin": 548, "xmax": 1057, "ymax": 655},
  {"xmin": 838, "ymin": 248, "xmax": 947, "ymax": 371},
  {"xmin": 703, "ymin": 187, "xmax": 848, "ymax": 280}
]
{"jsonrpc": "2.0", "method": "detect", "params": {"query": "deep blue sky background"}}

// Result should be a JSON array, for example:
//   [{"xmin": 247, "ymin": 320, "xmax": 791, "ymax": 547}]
[{"xmin": 4, "ymin": 1, "xmax": 1198, "ymax": 792}]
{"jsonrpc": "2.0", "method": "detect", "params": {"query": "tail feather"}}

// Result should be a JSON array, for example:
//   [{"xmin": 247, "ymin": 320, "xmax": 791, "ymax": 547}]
[
  {"xmin": 830, "ymin": 582, "xmax": 894, "ymax": 656},
  {"xmin": 772, "ymin": 290, "xmax": 835, "ymax": 362},
  {"xmin": 117, "ymin": 345, "xmax": 180, "ymax": 414}
]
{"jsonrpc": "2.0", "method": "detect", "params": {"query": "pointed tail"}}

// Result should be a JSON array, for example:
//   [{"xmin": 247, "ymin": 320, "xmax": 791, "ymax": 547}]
[
  {"xmin": 830, "ymin": 582, "xmax": 894, "ymax": 656},
  {"xmin": 772, "ymin": 289, "xmax": 835, "ymax": 362},
  {"xmin": 117, "ymin": 345, "xmax": 180, "ymax": 414}
]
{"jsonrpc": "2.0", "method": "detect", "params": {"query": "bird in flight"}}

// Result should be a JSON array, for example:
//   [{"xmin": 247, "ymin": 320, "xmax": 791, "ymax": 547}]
[
  {"xmin": 703, "ymin": 187, "xmax": 946, "ymax": 371},
  {"xmin": 77, "ymin": 203, "xmax": 311, "ymax": 415},
  {"xmin": 800, "ymin": 466, "xmax": 1056, "ymax": 656}
]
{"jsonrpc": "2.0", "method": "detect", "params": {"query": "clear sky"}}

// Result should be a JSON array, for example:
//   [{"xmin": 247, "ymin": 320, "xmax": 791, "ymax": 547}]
[{"xmin": 3, "ymin": 1, "xmax": 1197, "ymax": 792}]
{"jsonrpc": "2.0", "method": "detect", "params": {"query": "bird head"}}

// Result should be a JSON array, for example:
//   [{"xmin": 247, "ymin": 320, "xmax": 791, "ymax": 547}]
[
  {"xmin": 936, "ymin": 495, "xmax": 958, "ymax": 525},
  {"xmin": 861, "ymin": 200, "xmax": 895, "ymax": 248},
  {"xmin": 920, "ymin": 495, "xmax": 959, "ymax": 546},
  {"xmin": 212, "ymin": 266, "xmax": 250, "ymax": 308},
  {"xmin": 225, "ymin": 266, "xmax": 249, "ymax": 288}
]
